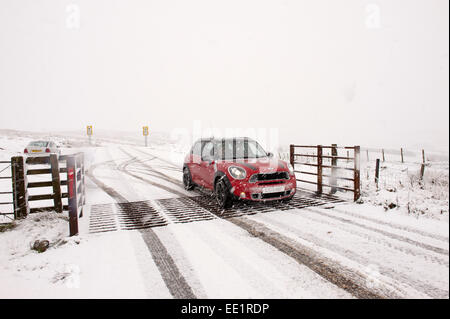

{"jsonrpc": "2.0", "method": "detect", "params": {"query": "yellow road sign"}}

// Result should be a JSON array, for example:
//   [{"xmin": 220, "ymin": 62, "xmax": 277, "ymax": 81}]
[
  {"xmin": 143, "ymin": 126, "xmax": 149, "ymax": 136},
  {"xmin": 87, "ymin": 125, "xmax": 93, "ymax": 136}
]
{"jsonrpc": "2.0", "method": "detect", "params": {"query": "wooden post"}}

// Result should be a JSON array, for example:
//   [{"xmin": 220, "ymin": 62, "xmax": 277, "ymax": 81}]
[
  {"xmin": 317, "ymin": 145, "xmax": 323, "ymax": 195},
  {"xmin": 420, "ymin": 164, "xmax": 425, "ymax": 181},
  {"xmin": 50, "ymin": 154, "xmax": 63, "ymax": 213},
  {"xmin": 75, "ymin": 154, "xmax": 84, "ymax": 218},
  {"xmin": 81, "ymin": 153, "xmax": 85, "ymax": 206},
  {"xmin": 11, "ymin": 156, "xmax": 28, "ymax": 219},
  {"xmin": 66, "ymin": 156, "xmax": 79, "ymax": 236},
  {"xmin": 382, "ymin": 149, "xmax": 385, "ymax": 162},
  {"xmin": 353, "ymin": 146, "xmax": 361, "ymax": 201},
  {"xmin": 366, "ymin": 149, "xmax": 369, "ymax": 161},
  {"xmin": 422, "ymin": 149, "xmax": 425, "ymax": 164},
  {"xmin": 289, "ymin": 144, "xmax": 294, "ymax": 170},
  {"xmin": 400, "ymin": 148, "xmax": 404, "ymax": 163},
  {"xmin": 375, "ymin": 159, "xmax": 380, "ymax": 187},
  {"xmin": 330, "ymin": 144, "xmax": 337, "ymax": 194}
]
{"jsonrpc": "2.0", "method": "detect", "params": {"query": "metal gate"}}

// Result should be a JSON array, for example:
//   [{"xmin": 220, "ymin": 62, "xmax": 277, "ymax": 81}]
[{"xmin": 290, "ymin": 144, "xmax": 361, "ymax": 201}]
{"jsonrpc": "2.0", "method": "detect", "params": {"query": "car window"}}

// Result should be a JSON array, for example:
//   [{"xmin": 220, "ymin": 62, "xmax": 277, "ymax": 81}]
[
  {"xmin": 218, "ymin": 139, "xmax": 267, "ymax": 159},
  {"xmin": 192, "ymin": 142, "xmax": 202, "ymax": 156},
  {"xmin": 28, "ymin": 141, "xmax": 49, "ymax": 147},
  {"xmin": 201, "ymin": 142, "xmax": 214, "ymax": 161}
]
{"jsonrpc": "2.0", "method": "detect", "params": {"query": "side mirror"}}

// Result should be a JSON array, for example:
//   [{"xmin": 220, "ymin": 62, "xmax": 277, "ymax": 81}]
[{"xmin": 267, "ymin": 152, "xmax": 274, "ymax": 158}]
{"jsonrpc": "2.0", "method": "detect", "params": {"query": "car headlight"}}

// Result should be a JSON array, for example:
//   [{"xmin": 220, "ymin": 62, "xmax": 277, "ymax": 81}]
[
  {"xmin": 228, "ymin": 166, "xmax": 247, "ymax": 180},
  {"xmin": 287, "ymin": 163, "xmax": 295, "ymax": 175}
]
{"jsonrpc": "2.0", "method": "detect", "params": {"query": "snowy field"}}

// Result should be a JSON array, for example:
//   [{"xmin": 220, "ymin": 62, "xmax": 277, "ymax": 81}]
[{"xmin": 0, "ymin": 130, "xmax": 448, "ymax": 299}]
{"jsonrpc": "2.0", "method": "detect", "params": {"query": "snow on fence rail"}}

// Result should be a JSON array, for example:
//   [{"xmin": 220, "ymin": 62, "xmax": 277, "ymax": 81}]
[
  {"xmin": 289, "ymin": 144, "xmax": 361, "ymax": 201},
  {"xmin": 1, "ymin": 153, "xmax": 85, "ymax": 235}
]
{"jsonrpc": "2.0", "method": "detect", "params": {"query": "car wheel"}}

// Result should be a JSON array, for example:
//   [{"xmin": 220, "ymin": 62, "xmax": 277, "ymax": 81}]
[
  {"xmin": 183, "ymin": 167, "xmax": 195, "ymax": 190},
  {"xmin": 215, "ymin": 179, "xmax": 233, "ymax": 209}
]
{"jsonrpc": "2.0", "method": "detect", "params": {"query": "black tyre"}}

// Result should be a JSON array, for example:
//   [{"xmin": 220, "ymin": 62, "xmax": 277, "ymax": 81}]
[
  {"xmin": 215, "ymin": 179, "xmax": 233, "ymax": 209},
  {"xmin": 183, "ymin": 167, "xmax": 195, "ymax": 190}
]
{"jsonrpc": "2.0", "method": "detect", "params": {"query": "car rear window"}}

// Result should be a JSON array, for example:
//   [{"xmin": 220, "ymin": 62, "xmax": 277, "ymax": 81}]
[{"xmin": 28, "ymin": 141, "xmax": 49, "ymax": 147}]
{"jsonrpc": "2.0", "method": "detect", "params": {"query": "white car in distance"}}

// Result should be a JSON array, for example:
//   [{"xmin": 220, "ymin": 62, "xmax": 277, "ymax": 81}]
[{"xmin": 24, "ymin": 141, "xmax": 61, "ymax": 156}]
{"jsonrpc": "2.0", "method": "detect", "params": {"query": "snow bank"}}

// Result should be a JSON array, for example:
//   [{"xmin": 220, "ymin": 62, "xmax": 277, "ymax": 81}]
[{"xmin": 0, "ymin": 211, "xmax": 158, "ymax": 298}]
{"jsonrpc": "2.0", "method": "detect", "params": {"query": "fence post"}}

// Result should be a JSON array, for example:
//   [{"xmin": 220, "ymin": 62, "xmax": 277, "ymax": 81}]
[
  {"xmin": 422, "ymin": 149, "xmax": 425, "ymax": 164},
  {"xmin": 66, "ymin": 156, "xmax": 78, "ymax": 236},
  {"xmin": 375, "ymin": 159, "xmax": 380, "ymax": 188},
  {"xmin": 50, "ymin": 154, "xmax": 63, "ymax": 213},
  {"xmin": 353, "ymin": 146, "xmax": 361, "ymax": 201},
  {"xmin": 81, "ymin": 153, "xmax": 85, "ymax": 206},
  {"xmin": 330, "ymin": 144, "xmax": 337, "ymax": 194},
  {"xmin": 420, "ymin": 163, "xmax": 425, "ymax": 181},
  {"xmin": 400, "ymin": 148, "xmax": 404, "ymax": 163},
  {"xmin": 317, "ymin": 145, "xmax": 323, "ymax": 195},
  {"xmin": 289, "ymin": 144, "xmax": 294, "ymax": 170},
  {"xmin": 366, "ymin": 149, "xmax": 369, "ymax": 161},
  {"xmin": 382, "ymin": 149, "xmax": 385, "ymax": 162},
  {"xmin": 11, "ymin": 156, "xmax": 28, "ymax": 219},
  {"xmin": 75, "ymin": 153, "xmax": 84, "ymax": 218}
]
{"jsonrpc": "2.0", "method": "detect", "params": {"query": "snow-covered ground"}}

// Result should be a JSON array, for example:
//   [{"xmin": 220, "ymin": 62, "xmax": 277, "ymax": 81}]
[{"xmin": 0, "ymin": 130, "xmax": 448, "ymax": 298}]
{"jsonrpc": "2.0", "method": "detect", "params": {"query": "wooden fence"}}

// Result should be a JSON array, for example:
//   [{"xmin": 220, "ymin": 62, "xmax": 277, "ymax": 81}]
[
  {"xmin": 2, "ymin": 153, "xmax": 85, "ymax": 235},
  {"xmin": 0, "ymin": 160, "xmax": 14, "ymax": 220},
  {"xmin": 290, "ymin": 144, "xmax": 361, "ymax": 201}
]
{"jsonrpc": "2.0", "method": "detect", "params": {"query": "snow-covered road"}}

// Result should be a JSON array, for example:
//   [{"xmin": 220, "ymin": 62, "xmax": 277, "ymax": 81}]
[{"xmin": 79, "ymin": 145, "xmax": 448, "ymax": 299}]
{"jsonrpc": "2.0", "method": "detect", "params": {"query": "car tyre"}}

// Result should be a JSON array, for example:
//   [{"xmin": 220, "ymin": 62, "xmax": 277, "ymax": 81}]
[
  {"xmin": 215, "ymin": 179, "xmax": 233, "ymax": 209},
  {"xmin": 183, "ymin": 167, "xmax": 195, "ymax": 190},
  {"xmin": 281, "ymin": 194, "xmax": 294, "ymax": 203}
]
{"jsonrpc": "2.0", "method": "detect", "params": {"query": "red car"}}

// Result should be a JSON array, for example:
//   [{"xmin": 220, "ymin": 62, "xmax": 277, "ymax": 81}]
[{"xmin": 183, "ymin": 137, "xmax": 296, "ymax": 208}]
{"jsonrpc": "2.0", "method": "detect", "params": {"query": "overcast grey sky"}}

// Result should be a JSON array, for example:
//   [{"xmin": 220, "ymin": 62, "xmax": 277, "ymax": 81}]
[{"xmin": 0, "ymin": 0, "xmax": 448, "ymax": 150}]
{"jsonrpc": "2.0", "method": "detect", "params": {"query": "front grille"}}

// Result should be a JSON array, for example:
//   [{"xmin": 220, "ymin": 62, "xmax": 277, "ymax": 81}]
[
  {"xmin": 252, "ymin": 191, "xmax": 291, "ymax": 199},
  {"xmin": 258, "ymin": 181, "xmax": 284, "ymax": 185},
  {"xmin": 250, "ymin": 172, "xmax": 289, "ymax": 182}
]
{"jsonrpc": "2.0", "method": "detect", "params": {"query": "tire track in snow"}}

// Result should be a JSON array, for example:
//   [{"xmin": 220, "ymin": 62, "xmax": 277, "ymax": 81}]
[
  {"xmin": 132, "ymin": 147, "xmax": 181, "ymax": 170},
  {"xmin": 252, "ymin": 213, "xmax": 448, "ymax": 298},
  {"xmin": 86, "ymin": 159, "xmax": 196, "ymax": 299},
  {"xmin": 326, "ymin": 207, "xmax": 449, "ymax": 244},
  {"xmin": 228, "ymin": 217, "xmax": 387, "ymax": 298},
  {"xmin": 119, "ymin": 148, "xmax": 185, "ymax": 189},
  {"xmin": 304, "ymin": 207, "xmax": 449, "ymax": 256},
  {"xmin": 287, "ymin": 209, "xmax": 449, "ymax": 268}
]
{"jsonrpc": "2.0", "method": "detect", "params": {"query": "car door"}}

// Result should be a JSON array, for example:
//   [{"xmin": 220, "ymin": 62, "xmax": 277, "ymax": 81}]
[
  {"xmin": 199, "ymin": 141, "xmax": 216, "ymax": 189},
  {"xmin": 189, "ymin": 141, "xmax": 202, "ymax": 185}
]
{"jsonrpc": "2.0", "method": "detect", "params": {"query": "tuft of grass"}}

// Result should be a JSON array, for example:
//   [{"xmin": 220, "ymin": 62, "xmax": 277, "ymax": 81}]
[{"xmin": 0, "ymin": 222, "xmax": 16, "ymax": 232}]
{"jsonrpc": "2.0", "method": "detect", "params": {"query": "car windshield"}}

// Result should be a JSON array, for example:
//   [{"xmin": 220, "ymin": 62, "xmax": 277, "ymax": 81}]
[
  {"xmin": 216, "ymin": 139, "xmax": 267, "ymax": 160},
  {"xmin": 28, "ymin": 141, "xmax": 49, "ymax": 147}
]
